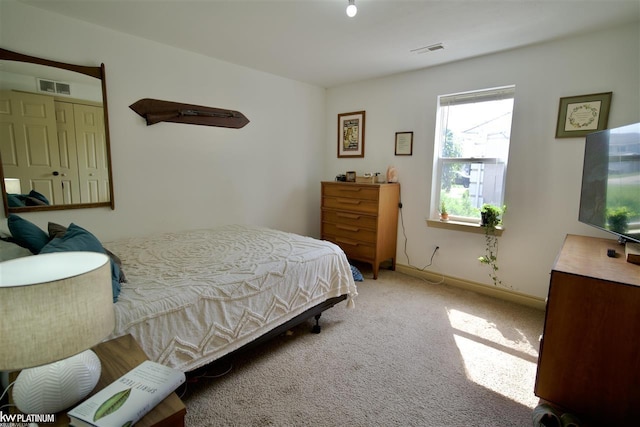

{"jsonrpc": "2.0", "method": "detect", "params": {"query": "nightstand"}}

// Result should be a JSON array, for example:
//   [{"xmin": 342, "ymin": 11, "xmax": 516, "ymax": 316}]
[{"xmin": 10, "ymin": 334, "xmax": 186, "ymax": 427}]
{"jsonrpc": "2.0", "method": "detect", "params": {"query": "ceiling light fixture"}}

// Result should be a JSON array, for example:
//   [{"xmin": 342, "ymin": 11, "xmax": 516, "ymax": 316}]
[{"xmin": 346, "ymin": 0, "xmax": 357, "ymax": 18}]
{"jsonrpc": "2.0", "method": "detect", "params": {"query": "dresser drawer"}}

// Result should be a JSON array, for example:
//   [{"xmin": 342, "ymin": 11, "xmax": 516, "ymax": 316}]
[
  {"xmin": 322, "ymin": 222, "xmax": 376, "ymax": 244},
  {"xmin": 322, "ymin": 183, "xmax": 380, "ymax": 201},
  {"xmin": 322, "ymin": 210, "xmax": 377, "ymax": 229},
  {"xmin": 322, "ymin": 197, "xmax": 379, "ymax": 214},
  {"xmin": 325, "ymin": 235, "xmax": 375, "ymax": 260}
]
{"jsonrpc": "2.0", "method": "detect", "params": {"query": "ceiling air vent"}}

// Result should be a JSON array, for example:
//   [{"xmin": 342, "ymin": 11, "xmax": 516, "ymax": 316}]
[
  {"xmin": 37, "ymin": 78, "xmax": 71, "ymax": 96},
  {"xmin": 410, "ymin": 43, "xmax": 445, "ymax": 55}
]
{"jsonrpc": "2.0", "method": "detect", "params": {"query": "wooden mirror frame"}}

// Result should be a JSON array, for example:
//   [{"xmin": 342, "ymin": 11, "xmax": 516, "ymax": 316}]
[{"xmin": 0, "ymin": 48, "xmax": 114, "ymax": 216}]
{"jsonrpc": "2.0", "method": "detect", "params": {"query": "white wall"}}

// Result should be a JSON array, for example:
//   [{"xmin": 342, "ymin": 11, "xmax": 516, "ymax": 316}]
[
  {"xmin": 3, "ymin": 2, "xmax": 638, "ymax": 301},
  {"xmin": 1, "ymin": 1, "xmax": 326, "ymax": 240},
  {"xmin": 325, "ymin": 23, "xmax": 640, "ymax": 299}
]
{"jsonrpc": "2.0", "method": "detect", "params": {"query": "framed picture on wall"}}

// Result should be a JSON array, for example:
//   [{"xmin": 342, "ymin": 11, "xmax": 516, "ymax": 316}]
[
  {"xmin": 395, "ymin": 131, "xmax": 413, "ymax": 155},
  {"xmin": 555, "ymin": 92, "xmax": 612, "ymax": 138},
  {"xmin": 338, "ymin": 111, "xmax": 366, "ymax": 158}
]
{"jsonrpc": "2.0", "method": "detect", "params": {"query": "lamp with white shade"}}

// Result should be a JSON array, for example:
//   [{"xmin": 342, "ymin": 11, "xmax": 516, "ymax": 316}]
[{"xmin": 0, "ymin": 251, "xmax": 115, "ymax": 414}]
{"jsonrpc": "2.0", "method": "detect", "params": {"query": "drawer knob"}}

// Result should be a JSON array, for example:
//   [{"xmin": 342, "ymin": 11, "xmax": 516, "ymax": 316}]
[
  {"xmin": 337, "ymin": 224, "xmax": 359, "ymax": 232},
  {"xmin": 336, "ymin": 237, "xmax": 359, "ymax": 246},
  {"xmin": 338, "ymin": 199, "xmax": 361, "ymax": 205},
  {"xmin": 337, "ymin": 213, "xmax": 361, "ymax": 220}
]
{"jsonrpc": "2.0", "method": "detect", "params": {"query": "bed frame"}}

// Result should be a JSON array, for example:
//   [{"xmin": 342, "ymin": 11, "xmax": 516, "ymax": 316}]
[{"xmin": 192, "ymin": 294, "xmax": 347, "ymax": 372}]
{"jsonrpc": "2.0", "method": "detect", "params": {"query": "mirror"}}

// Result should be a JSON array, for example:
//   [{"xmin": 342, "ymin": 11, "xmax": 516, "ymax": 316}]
[{"xmin": 0, "ymin": 48, "xmax": 114, "ymax": 216}]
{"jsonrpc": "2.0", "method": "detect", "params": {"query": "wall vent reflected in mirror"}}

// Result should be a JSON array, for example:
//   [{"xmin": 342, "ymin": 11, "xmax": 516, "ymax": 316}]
[
  {"xmin": 37, "ymin": 78, "xmax": 71, "ymax": 96},
  {"xmin": 0, "ymin": 48, "xmax": 115, "ymax": 215}
]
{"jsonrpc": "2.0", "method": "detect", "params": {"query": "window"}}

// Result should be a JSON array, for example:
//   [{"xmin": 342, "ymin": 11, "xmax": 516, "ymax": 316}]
[{"xmin": 432, "ymin": 86, "xmax": 515, "ymax": 223}]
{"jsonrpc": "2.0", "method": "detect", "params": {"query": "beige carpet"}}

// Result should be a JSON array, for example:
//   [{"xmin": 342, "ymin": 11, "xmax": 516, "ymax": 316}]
[{"xmin": 181, "ymin": 266, "xmax": 545, "ymax": 426}]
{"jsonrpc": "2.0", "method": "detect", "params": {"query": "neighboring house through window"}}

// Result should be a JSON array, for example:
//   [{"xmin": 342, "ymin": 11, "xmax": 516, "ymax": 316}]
[{"xmin": 432, "ymin": 85, "xmax": 515, "ymax": 223}]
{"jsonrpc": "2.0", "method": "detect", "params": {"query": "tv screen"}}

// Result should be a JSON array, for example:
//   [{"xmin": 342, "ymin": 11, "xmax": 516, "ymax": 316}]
[{"xmin": 579, "ymin": 122, "xmax": 640, "ymax": 244}]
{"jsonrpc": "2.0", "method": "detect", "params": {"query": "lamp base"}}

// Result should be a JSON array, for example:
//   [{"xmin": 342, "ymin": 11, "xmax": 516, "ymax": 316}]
[{"xmin": 12, "ymin": 350, "xmax": 101, "ymax": 414}]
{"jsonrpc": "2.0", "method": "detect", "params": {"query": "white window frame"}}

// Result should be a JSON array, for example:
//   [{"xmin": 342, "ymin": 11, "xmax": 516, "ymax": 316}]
[{"xmin": 431, "ymin": 85, "xmax": 515, "ymax": 224}]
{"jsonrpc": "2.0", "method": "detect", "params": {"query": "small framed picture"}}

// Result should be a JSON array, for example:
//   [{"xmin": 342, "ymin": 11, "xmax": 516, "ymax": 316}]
[
  {"xmin": 346, "ymin": 171, "xmax": 356, "ymax": 182},
  {"xmin": 395, "ymin": 131, "xmax": 413, "ymax": 155},
  {"xmin": 338, "ymin": 111, "xmax": 365, "ymax": 158},
  {"xmin": 555, "ymin": 92, "xmax": 612, "ymax": 138}
]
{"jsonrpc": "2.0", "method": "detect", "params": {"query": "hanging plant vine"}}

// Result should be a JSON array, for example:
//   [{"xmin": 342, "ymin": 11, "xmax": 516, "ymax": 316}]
[{"xmin": 478, "ymin": 204, "xmax": 507, "ymax": 287}]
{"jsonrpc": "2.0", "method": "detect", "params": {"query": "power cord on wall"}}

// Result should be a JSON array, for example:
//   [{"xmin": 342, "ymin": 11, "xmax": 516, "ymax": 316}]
[{"xmin": 398, "ymin": 196, "xmax": 445, "ymax": 285}]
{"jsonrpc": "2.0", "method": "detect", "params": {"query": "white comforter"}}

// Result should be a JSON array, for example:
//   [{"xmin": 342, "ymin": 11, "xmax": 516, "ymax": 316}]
[{"xmin": 104, "ymin": 225, "xmax": 357, "ymax": 371}]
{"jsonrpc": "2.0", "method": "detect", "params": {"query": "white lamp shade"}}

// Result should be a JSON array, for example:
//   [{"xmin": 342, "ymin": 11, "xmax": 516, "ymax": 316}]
[{"xmin": 0, "ymin": 252, "xmax": 115, "ymax": 370}]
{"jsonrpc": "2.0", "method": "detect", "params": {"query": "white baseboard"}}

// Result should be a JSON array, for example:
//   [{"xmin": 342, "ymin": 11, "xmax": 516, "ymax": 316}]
[{"xmin": 395, "ymin": 263, "xmax": 546, "ymax": 311}]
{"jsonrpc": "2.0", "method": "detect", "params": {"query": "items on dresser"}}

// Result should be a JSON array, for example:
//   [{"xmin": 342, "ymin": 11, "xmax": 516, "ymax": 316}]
[
  {"xmin": 321, "ymin": 181, "xmax": 400, "ymax": 279},
  {"xmin": 355, "ymin": 174, "xmax": 375, "ymax": 184}
]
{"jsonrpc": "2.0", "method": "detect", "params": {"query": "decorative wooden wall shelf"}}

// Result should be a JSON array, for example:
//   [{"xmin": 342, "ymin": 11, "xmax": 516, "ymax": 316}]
[{"xmin": 129, "ymin": 98, "xmax": 249, "ymax": 129}]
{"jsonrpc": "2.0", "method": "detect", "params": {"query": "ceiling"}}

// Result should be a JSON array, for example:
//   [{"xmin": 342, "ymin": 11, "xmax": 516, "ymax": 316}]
[{"xmin": 20, "ymin": 0, "xmax": 640, "ymax": 88}]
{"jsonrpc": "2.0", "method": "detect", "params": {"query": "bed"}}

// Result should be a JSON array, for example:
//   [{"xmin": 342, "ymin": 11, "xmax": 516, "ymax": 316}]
[
  {"xmin": 102, "ymin": 224, "xmax": 357, "ymax": 372},
  {"xmin": 1, "ymin": 219, "xmax": 357, "ymax": 373}
]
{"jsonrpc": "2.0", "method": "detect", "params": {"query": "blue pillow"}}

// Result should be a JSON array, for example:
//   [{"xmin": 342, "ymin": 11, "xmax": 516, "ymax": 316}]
[
  {"xmin": 40, "ymin": 223, "xmax": 122, "ymax": 302},
  {"xmin": 27, "ymin": 190, "xmax": 50, "ymax": 205},
  {"xmin": 350, "ymin": 264, "xmax": 364, "ymax": 282},
  {"xmin": 7, "ymin": 194, "xmax": 25, "ymax": 207},
  {"xmin": 7, "ymin": 214, "xmax": 49, "ymax": 254}
]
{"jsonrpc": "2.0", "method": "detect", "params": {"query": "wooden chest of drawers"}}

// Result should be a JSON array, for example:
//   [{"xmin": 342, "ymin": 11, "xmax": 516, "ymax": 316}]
[
  {"xmin": 534, "ymin": 234, "xmax": 640, "ymax": 426},
  {"xmin": 321, "ymin": 181, "xmax": 400, "ymax": 279}
]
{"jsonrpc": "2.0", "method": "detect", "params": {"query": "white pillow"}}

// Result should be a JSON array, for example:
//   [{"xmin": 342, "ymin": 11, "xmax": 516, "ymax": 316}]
[{"xmin": 0, "ymin": 238, "xmax": 33, "ymax": 261}]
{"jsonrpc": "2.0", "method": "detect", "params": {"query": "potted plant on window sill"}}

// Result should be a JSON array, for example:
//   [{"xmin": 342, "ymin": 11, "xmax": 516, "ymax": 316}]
[
  {"xmin": 440, "ymin": 200, "xmax": 449, "ymax": 221},
  {"xmin": 478, "ymin": 204, "xmax": 506, "ymax": 287}
]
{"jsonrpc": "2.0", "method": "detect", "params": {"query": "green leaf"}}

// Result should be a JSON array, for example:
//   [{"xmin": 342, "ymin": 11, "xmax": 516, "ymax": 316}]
[{"xmin": 94, "ymin": 388, "xmax": 132, "ymax": 422}]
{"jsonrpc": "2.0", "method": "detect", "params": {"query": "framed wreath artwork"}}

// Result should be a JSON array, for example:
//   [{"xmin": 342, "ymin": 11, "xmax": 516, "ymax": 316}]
[
  {"xmin": 338, "ymin": 111, "xmax": 365, "ymax": 158},
  {"xmin": 555, "ymin": 92, "xmax": 612, "ymax": 138}
]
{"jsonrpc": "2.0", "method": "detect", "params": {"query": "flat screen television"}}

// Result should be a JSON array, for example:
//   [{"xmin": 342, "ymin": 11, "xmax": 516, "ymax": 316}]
[{"xmin": 579, "ymin": 122, "xmax": 640, "ymax": 244}]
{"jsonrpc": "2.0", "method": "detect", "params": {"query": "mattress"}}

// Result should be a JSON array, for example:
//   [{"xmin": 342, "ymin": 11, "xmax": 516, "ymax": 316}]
[{"xmin": 103, "ymin": 224, "xmax": 357, "ymax": 371}]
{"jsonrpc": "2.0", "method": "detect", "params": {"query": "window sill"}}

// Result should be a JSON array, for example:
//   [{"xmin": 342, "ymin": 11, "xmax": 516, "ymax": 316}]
[{"xmin": 426, "ymin": 218, "xmax": 504, "ymax": 236}]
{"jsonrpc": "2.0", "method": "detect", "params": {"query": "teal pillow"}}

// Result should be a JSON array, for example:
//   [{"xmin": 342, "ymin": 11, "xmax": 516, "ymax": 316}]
[
  {"xmin": 7, "ymin": 214, "xmax": 49, "ymax": 254},
  {"xmin": 27, "ymin": 190, "xmax": 49, "ymax": 205},
  {"xmin": 7, "ymin": 194, "xmax": 25, "ymax": 207},
  {"xmin": 48, "ymin": 222, "xmax": 127, "ymax": 283},
  {"xmin": 40, "ymin": 223, "xmax": 122, "ymax": 302}
]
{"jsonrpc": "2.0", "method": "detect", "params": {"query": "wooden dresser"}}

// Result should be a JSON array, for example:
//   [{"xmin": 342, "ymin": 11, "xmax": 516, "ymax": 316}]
[
  {"xmin": 321, "ymin": 181, "xmax": 400, "ymax": 279},
  {"xmin": 534, "ymin": 234, "xmax": 640, "ymax": 426}
]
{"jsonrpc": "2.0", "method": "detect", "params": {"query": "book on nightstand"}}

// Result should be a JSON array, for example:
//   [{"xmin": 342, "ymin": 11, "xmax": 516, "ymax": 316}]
[{"xmin": 67, "ymin": 360, "xmax": 185, "ymax": 427}]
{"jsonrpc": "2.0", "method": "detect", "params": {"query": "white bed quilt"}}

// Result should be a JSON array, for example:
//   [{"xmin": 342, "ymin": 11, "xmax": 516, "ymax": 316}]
[{"xmin": 104, "ymin": 224, "xmax": 357, "ymax": 371}]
